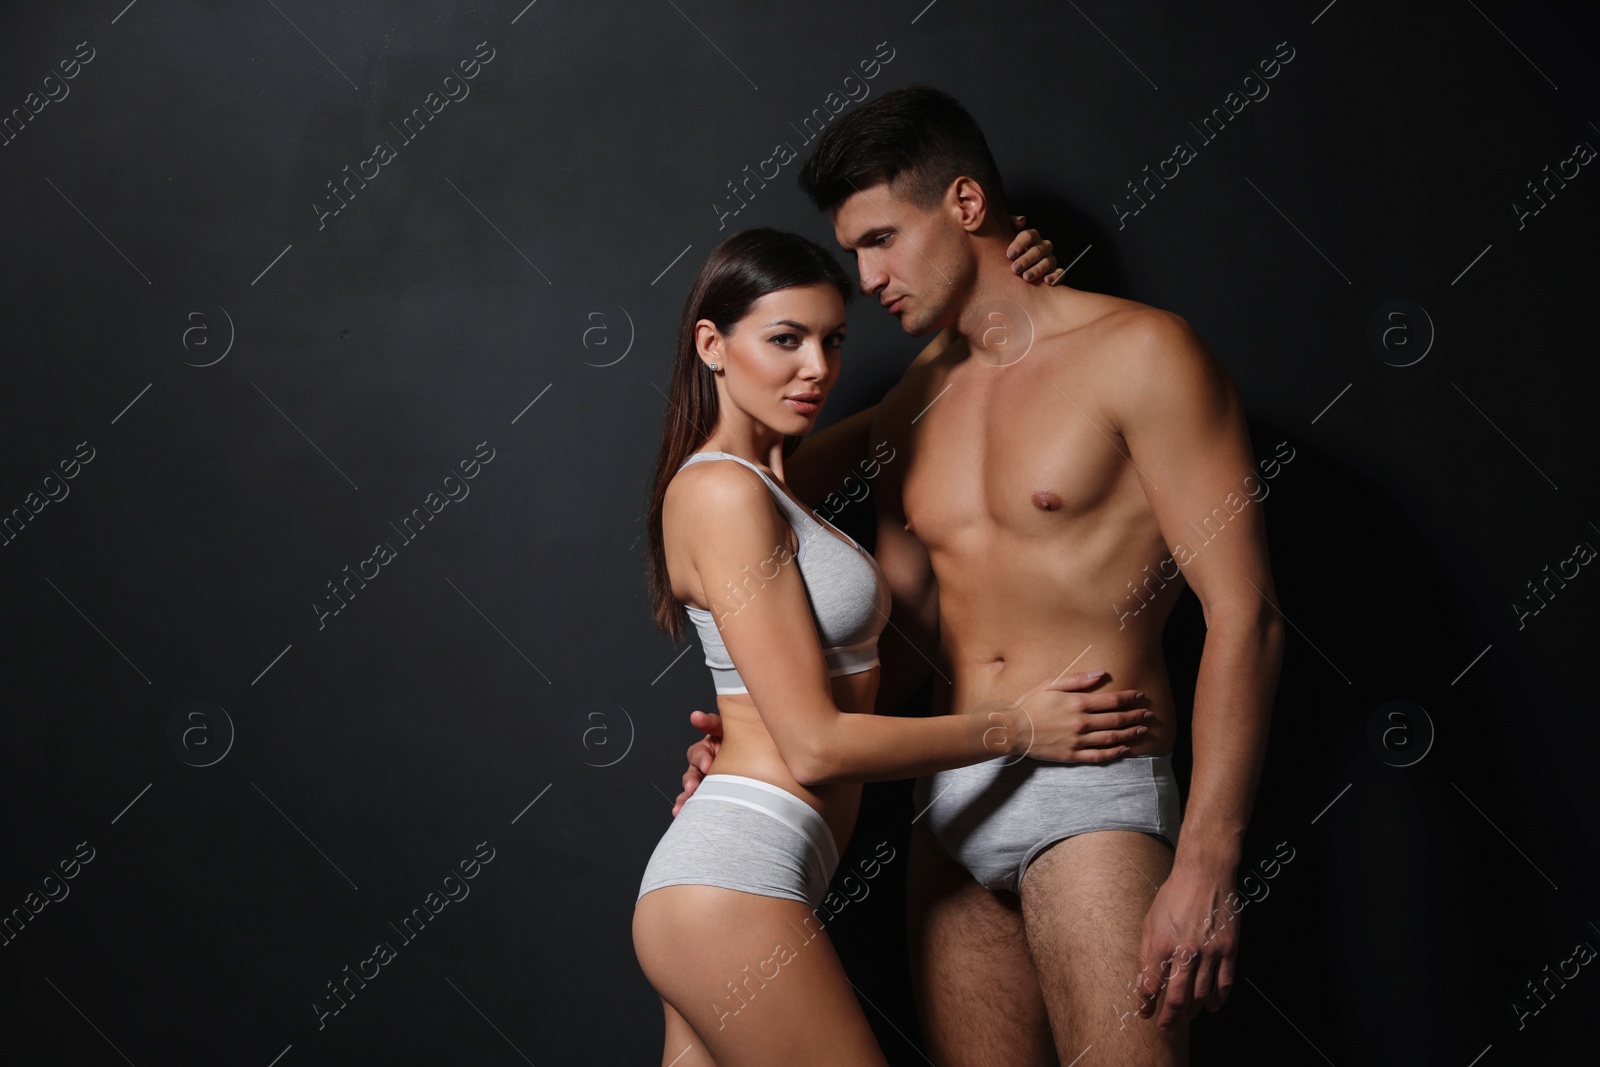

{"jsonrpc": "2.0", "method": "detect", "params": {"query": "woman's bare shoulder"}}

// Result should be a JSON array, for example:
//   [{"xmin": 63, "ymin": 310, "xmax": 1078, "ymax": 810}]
[{"xmin": 663, "ymin": 458, "xmax": 785, "ymax": 543}]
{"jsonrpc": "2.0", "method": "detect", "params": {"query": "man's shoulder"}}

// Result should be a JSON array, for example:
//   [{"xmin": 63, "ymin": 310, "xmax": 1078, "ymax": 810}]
[
  {"xmin": 1054, "ymin": 295, "xmax": 1194, "ymax": 359},
  {"xmin": 1039, "ymin": 296, "xmax": 1208, "ymax": 385},
  {"xmin": 1076, "ymin": 302, "xmax": 1232, "ymax": 428}
]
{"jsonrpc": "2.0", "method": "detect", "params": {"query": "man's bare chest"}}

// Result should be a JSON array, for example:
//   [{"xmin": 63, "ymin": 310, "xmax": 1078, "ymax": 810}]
[{"xmin": 898, "ymin": 364, "xmax": 1128, "ymax": 546}]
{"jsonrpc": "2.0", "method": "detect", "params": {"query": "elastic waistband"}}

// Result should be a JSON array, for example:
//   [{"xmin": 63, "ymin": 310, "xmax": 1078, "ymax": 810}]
[
  {"xmin": 687, "ymin": 774, "xmax": 840, "ymax": 878},
  {"xmin": 1020, "ymin": 750, "xmax": 1174, "ymax": 766},
  {"xmin": 919, "ymin": 749, "xmax": 1175, "ymax": 782}
]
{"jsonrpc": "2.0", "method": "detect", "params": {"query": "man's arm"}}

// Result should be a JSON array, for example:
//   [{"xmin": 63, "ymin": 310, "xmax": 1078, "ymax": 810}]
[
  {"xmin": 1109, "ymin": 310, "xmax": 1286, "ymax": 1029},
  {"xmin": 784, "ymin": 404, "xmax": 878, "ymax": 509},
  {"xmin": 865, "ymin": 376, "xmax": 942, "ymax": 715}
]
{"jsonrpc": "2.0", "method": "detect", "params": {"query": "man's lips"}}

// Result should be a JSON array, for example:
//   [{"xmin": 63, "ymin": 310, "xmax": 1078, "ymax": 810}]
[{"xmin": 883, "ymin": 295, "xmax": 907, "ymax": 314}]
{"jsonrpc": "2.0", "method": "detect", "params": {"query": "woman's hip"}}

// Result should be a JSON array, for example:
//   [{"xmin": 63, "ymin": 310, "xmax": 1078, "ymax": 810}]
[{"xmin": 637, "ymin": 774, "xmax": 842, "ymax": 910}]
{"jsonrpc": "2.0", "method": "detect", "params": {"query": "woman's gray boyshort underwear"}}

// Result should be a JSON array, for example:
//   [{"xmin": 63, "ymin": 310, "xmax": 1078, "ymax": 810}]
[
  {"xmin": 913, "ymin": 752, "xmax": 1183, "ymax": 896},
  {"xmin": 637, "ymin": 774, "xmax": 841, "ymax": 909}
]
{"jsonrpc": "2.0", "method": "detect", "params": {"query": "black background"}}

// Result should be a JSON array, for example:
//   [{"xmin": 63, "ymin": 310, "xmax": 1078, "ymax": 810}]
[{"xmin": 2, "ymin": 1, "xmax": 1597, "ymax": 1063}]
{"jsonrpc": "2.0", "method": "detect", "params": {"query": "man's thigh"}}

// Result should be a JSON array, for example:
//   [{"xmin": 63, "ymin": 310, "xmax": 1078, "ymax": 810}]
[
  {"xmin": 906, "ymin": 818, "xmax": 1056, "ymax": 1067},
  {"xmin": 1019, "ymin": 830, "xmax": 1187, "ymax": 1067}
]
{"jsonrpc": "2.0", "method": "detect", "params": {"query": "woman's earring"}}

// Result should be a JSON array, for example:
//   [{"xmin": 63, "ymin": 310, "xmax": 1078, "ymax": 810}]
[{"xmin": 709, "ymin": 362, "xmax": 718, "ymax": 372}]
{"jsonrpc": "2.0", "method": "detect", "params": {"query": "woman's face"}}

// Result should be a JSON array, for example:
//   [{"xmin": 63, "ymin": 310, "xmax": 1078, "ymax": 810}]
[{"xmin": 699, "ymin": 283, "xmax": 847, "ymax": 437}]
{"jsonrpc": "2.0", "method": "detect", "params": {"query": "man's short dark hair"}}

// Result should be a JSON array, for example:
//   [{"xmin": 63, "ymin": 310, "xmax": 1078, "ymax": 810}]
[{"xmin": 798, "ymin": 84, "xmax": 1009, "ymax": 219}]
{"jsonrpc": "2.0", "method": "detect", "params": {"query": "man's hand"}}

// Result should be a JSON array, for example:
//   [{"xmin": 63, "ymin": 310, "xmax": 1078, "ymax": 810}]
[
  {"xmin": 1132, "ymin": 859, "xmax": 1240, "ymax": 1030},
  {"xmin": 671, "ymin": 710, "xmax": 724, "ymax": 816},
  {"xmin": 1007, "ymin": 214, "xmax": 1067, "ymax": 285}
]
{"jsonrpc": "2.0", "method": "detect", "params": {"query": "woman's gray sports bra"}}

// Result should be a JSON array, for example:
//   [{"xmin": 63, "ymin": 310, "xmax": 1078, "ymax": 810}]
[{"xmin": 677, "ymin": 451, "xmax": 891, "ymax": 695}]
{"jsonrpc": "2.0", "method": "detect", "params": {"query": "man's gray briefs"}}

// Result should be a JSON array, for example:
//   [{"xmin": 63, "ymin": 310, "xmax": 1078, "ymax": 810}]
[
  {"xmin": 637, "ymin": 774, "xmax": 840, "ymax": 909},
  {"xmin": 913, "ymin": 752, "xmax": 1183, "ymax": 896}
]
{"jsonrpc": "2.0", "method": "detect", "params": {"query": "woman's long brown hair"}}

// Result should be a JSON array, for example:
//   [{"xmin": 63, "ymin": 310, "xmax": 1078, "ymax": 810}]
[{"xmin": 645, "ymin": 227, "xmax": 854, "ymax": 643}]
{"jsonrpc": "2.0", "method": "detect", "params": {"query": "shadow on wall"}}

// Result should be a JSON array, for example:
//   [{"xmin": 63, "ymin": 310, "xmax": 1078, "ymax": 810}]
[{"xmin": 1162, "ymin": 421, "xmax": 1565, "ymax": 1064}]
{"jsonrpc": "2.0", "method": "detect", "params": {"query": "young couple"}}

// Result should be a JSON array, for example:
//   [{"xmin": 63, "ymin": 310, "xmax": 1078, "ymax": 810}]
[{"xmin": 633, "ymin": 85, "xmax": 1283, "ymax": 1067}]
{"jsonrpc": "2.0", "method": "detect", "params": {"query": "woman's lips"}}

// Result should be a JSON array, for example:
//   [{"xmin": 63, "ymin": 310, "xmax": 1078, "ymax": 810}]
[{"xmin": 785, "ymin": 397, "xmax": 820, "ymax": 415}]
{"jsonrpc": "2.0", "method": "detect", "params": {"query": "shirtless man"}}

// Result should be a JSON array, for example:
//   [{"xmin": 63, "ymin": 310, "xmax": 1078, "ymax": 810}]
[{"xmin": 674, "ymin": 85, "xmax": 1284, "ymax": 1064}]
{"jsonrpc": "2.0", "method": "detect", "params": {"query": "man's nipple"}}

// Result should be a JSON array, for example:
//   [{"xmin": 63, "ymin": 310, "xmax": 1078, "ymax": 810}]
[{"xmin": 1032, "ymin": 489, "xmax": 1063, "ymax": 511}]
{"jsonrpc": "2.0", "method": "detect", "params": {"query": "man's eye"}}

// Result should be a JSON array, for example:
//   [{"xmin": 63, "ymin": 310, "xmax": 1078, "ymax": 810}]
[{"xmin": 875, "ymin": 233, "xmax": 892, "ymax": 245}]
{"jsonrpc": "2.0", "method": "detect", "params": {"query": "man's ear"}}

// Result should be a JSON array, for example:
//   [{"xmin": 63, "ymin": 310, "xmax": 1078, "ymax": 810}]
[{"xmin": 948, "ymin": 175, "xmax": 991, "ymax": 233}]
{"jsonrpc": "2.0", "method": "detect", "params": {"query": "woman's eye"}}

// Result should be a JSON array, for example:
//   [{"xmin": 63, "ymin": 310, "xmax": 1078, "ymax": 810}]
[
  {"xmin": 826, "ymin": 334, "xmax": 846, "ymax": 349},
  {"xmin": 770, "ymin": 333, "xmax": 798, "ymax": 346}
]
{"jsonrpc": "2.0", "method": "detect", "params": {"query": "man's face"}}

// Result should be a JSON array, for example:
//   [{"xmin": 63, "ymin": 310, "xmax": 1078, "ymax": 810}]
[{"xmin": 830, "ymin": 178, "xmax": 973, "ymax": 336}]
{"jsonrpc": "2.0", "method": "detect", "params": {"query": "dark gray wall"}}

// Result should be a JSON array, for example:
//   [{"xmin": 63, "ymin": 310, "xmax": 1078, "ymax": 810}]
[{"xmin": 2, "ymin": 1, "xmax": 1596, "ymax": 1063}]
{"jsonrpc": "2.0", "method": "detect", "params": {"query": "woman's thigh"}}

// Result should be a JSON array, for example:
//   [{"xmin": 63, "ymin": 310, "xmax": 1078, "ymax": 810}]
[{"xmin": 634, "ymin": 884, "xmax": 888, "ymax": 1067}]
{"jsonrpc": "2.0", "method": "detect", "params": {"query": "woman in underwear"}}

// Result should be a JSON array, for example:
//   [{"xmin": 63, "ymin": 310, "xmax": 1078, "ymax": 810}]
[{"xmin": 632, "ymin": 226, "xmax": 1154, "ymax": 1066}]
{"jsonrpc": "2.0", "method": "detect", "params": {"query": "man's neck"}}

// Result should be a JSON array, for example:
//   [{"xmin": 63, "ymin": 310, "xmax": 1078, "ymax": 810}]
[{"xmin": 949, "ymin": 235, "xmax": 1074, "ymax": 349}]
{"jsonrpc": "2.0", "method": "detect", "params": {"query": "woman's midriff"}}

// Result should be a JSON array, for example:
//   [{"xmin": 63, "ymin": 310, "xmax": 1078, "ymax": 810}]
[{"xmin": 702, "ymin": 667, "xmax": 879, "ymax": 857}]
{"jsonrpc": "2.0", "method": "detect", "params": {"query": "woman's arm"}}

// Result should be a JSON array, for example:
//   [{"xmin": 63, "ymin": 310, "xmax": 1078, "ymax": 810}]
[{"xmin": 676, "ymin": 462, "xmax": 1146, "ymax": 785}]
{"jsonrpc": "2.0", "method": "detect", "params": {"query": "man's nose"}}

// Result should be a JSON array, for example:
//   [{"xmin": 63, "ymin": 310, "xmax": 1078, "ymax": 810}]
[{"xmin": 857, "ymin": 260, "xmax": 886, "ymax": 296}]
